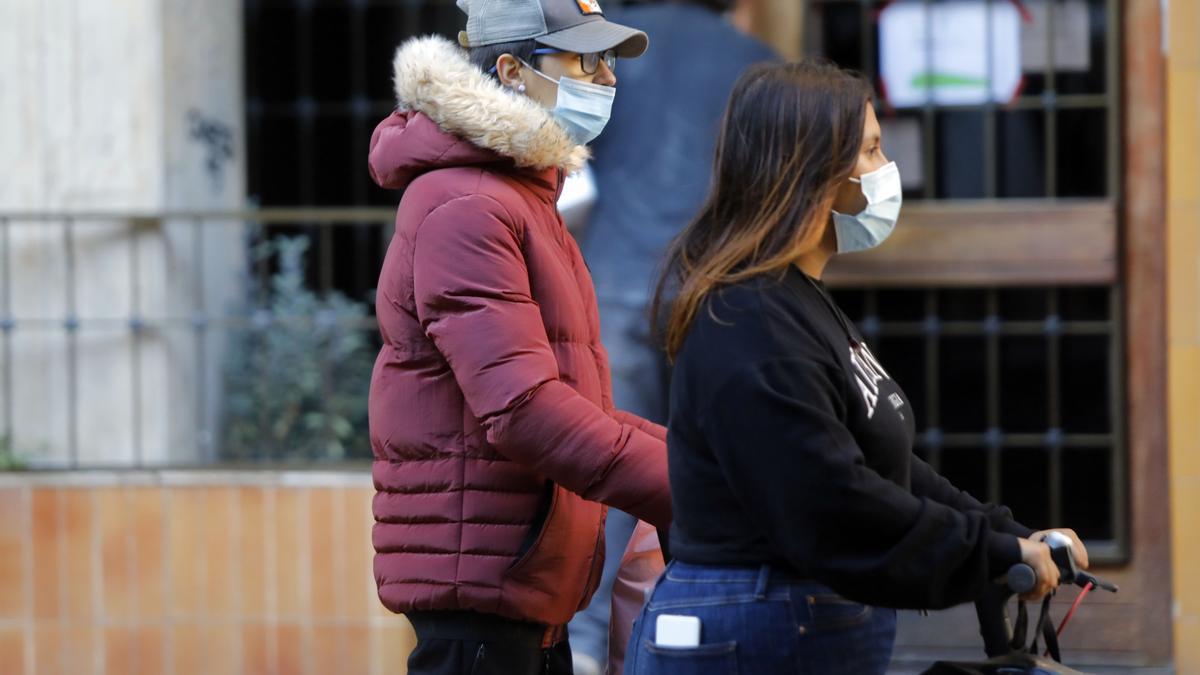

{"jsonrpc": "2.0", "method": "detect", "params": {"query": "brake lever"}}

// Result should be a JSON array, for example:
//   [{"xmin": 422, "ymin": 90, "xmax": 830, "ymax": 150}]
[
  {"xmin": 1073, "ymin": 570, "xmax": 1119, "ymax": 593},
  {"xmin": 1044, "ymin": 532, "xmax": 1119, "ymax": 593}
]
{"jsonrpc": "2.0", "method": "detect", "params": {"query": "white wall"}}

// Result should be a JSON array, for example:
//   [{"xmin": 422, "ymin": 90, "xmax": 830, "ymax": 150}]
[{"xmin": 0, "ymin": 0, "xmax": 247, "ymax": 465}]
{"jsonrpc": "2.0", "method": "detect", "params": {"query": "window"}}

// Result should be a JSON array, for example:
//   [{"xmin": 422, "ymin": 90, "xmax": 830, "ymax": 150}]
[{"xmin": 810, "ymin": 0, "xmax": 1126, "ymax": 558}]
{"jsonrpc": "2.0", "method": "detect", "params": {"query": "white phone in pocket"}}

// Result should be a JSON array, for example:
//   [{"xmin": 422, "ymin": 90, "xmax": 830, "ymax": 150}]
[{"xmin": 654, "ymin": 614, "xmax": 701, "ymax": 648}]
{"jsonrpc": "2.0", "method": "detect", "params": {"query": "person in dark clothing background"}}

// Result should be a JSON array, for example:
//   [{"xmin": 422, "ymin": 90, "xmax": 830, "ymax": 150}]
[
  {"xmin": 623, "ymin": 60, "xmax": 1092, "ymax": 674},
  {"xmin": 568, "ymin": 1, "xmax": 775, "ymax": 672}
]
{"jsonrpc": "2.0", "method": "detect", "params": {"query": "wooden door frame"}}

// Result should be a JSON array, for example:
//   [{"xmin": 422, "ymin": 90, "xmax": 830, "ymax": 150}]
[{"xmin": 1121, "ymin": 0, "xmax": 1172, "ymax": 664}]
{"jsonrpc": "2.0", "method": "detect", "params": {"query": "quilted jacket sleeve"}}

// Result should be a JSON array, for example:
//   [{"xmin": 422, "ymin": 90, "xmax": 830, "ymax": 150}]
[
  {"xmin": 411, "ymin": 193, "xmax": 672, "ymax": 529},
  {"xmin": 613, "ymin": 411, "xmax": 667, "ymax": 442}
]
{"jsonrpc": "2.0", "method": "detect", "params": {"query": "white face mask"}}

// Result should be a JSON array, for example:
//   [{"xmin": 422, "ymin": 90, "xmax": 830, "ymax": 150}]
[
  {"xmin": 522, "ymin": 62, "xmax": 615, "ymax": 146},
  {"xmin": 831, "ymin": 161, "xmax": 903, "ymax": 254}
]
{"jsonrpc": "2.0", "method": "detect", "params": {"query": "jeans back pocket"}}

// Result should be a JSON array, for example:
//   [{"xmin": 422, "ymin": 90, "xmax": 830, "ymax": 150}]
[
  {"xmin": 805, "ymin": 594, "xmax": 874, "ymax": 631},
  {"xmin": 635, "ymin": 640, "xmax": 738, "ymax": 675}
]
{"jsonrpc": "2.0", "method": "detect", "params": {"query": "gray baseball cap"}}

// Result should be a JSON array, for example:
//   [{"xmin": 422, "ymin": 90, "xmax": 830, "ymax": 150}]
[{"xmin": 456, "ymin": 0, "xmax": 649, "ymax": 58}]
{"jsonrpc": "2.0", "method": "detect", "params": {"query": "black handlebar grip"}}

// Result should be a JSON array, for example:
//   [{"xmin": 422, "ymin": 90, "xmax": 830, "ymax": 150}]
[{"xmin": 1007, "ymin": 563, "xmax": 1036, "ymax": 594}]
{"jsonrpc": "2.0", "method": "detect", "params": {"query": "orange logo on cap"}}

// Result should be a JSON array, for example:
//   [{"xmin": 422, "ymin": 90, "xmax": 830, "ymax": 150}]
[{"xmin": 576, "ymin": 0, "xmax": 603, "ymax": 15}]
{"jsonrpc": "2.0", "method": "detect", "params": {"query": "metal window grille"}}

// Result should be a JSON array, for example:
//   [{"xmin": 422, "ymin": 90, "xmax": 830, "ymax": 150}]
[
  {"xmin": 809, "ymin": 1, "xmax": 1127, "ymax": 559},
  {"xmin": 829, "ymin": 286, "xmax": 1126, "ymax": 559},
  {"xmin": 0, "ymin": 211, "xmax": 393, "ymax": 470}
]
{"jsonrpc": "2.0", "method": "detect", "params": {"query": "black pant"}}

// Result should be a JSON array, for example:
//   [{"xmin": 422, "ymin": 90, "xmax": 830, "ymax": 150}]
[{"xmin": 406, "ymin": 611, "xmax": 574, "ymax": 675}]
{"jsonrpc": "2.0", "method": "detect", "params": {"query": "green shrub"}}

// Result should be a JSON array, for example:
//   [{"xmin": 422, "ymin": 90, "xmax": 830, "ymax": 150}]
[{"xmin": 220, "ymin": 234, "xmax": 375, "ymax": 462}]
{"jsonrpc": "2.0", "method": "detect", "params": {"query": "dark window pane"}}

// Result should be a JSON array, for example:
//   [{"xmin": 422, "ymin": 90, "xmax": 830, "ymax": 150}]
[
  {"xmin": 311, "ymin": 7, "xmax": 353, "ymax": 102},
  {"xmin": 420, "ymin": 1, "xmax": 467, "ymax": 39},
  {"xmin": 996, "ymin": 110, "xmax": 1047, "ymax": 197},
  {"xmin": 1055, "ymin": 2, "xmax": 1110, "ymax": 96},
  {"xmin": 808, "ymin": 2, "xmax": 864, "ymax": 70},
  {"xmin": 1000, "ymin": 336, "xmax": 1049, "ymax": 433},
  {"xmin": 877, "ymin": 335, "xmax": 927, "ymax": 431},
  {"xmin": 1001, "ymin": 447, "xmax": 1050, "ymax": 530},
  {"xmin": 366, "ymin": 4, "xmax": 408, "ymax": 102},
  {"xmin": 331, "ymin": 225, "xmax": 387, "ymax": 303},
  {"xmin": 251, "ymin": 7, "xmax": 300, "ymax": 103},
  {"xmin": 935, "ymin": 111, "xmax": 986, "ymax": 199},
  {"xmin": 1061, "ymin": 447, "xmax": 1113, "ymax": 540},
  {"xmin": 830, "ymin": 289, "xmax": 867, "ymax": 321},
  {"xmin": 940, "ymin": 447, "xmax": 990, "ymax": 504},
  {"xmin": 255, "ymin": 114, "xmax": 301, "ymax": 205},
  {"xmin": 1059, "ymin": 287, "xmax": 1110, "ymax": 321},
  {"xmin": 876, "ymin": 289, "xmax": 926, "ymax": 322},
  {"xmin": 313, "ymin": 115, "xmax": 356, "ymax": 205},
  {"xmin": 939, "ymin": 289, "xmax": 988, "ymax": 321},
  {"xmin": 1060, "ymin": 335, "xmax": 1111, "ymax": 433},
  {"xmin": 999, "ymin": 287, "xmax": 1049, "ymax": 320},
  {"xmin": 940, "ymin": 336, "xmax": 988, "ymax": 432},
  {"xmin": 1056, "ymin": 108, "xmax": 1107, "ymax": 197}
]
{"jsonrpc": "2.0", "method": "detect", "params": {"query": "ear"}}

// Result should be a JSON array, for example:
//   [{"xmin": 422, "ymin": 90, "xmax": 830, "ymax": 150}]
[{"xmin": 495, "ymin": 54, "xmax": 525, "ymax": 91}]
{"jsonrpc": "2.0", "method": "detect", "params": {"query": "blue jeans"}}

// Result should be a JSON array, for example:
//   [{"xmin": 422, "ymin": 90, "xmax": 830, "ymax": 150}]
[{"xmin": 624, "ymin": 561, "xmax": 897, "ymax": 675}]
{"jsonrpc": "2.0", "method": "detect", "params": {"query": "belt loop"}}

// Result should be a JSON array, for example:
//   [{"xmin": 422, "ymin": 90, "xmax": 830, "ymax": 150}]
[
  {"xmin": 541, "ymin": 624, "xmax": 565, "ymax": 649},
  {"xmin": 755, "ymin": 564, "xmax": 770, "ymax": 599}
]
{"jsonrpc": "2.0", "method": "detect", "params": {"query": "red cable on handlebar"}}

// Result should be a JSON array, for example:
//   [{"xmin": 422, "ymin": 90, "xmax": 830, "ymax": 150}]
[{"xmin": 1043, "ymin": 581, "xmax": 1095, "ymax": 658}]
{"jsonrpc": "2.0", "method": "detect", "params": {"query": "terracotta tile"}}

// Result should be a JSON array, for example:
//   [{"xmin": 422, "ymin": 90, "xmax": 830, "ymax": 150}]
[
  {"xmin": 342, "ymin": 489, "xmax": 374, "ymax": 620},
  {"xmin": 276, "ymin": 623, "xmax": 308, "ymax": 675},
  {"xmin": 104, "ymin": 626, "xmax": 137, "ymax": 675},
  {"xmin": 238, "ymin": 487, "xmax": 271, "ymax": 619},
  {"xmin": 171, "ymin": 623, "xmax": 237, "ymax": 675},
  {"xmin": 131, "ymin": 488, "xmax": 167, "ymax": 619},
  {"xmin": 243, "ymin": 621, "xmax": 276, "ymax": 675},
  {"xmin": 310, "ymin": 626, "xmax": 342, "ymax": 675},
  {"xmin": 31, "ymin": 489, "xmax": 61, "ymax": 621},
  {"xmin": 60, "ymin": 490, "xmax": 96, "ymax": 621},
  {"xmin": 0, "ymin": 489, "xmax": 26, "ymax": 619},
  {"xmin": 274, "ymin": 489, "xmax": 309, "ymax": 619},
  {"xmin": 168, "ymin": 489, "xmax": 205, "ymax": 618},
  {"xmin": 205, "ymin": 624, "xmax": 239, "ymax": 675},
  {"xmin": 201, "ymin": 488, "xmax": 237, "ymax": 618},
  {"xmin": 170, "ymin": 622, "xmax": 203, "ymax": 675},
  {"xmin": 310, "ymin": 489, "xmax": 339, "ymax": 620},
  {"xmin": 35, "ymin": 622, "xmax": 95, "ymax": 675},
  {"xmin": 135, "ymin": 625, "xmax": 167, "ymax": 675},
  {"xmin": 0, "ymin": 627, "xmax": 24, "ymax": 674},
  {"xmin": 99, "ymin": 487, "xmax": 136, "ymax": 621},
  {"xmin": 343, "ymin": 624, "xmax": 371, "ymax": 675},
  {"xmin": 32, "ymin": 623, "xmax": 58, "ymax": 675},
  {"xmin": 372, "ymin": 620, "xmax": 417, "ymax": 673}
]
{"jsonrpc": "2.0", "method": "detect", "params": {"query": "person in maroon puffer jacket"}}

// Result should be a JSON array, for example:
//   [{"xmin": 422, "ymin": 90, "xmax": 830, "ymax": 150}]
[{"xmin": 365, "ymin": 1, "xmax": 670, "ymax": 673}]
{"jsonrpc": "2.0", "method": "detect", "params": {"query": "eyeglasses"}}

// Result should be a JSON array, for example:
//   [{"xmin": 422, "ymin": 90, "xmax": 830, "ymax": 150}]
[{"xmin": 532, "ymin": 47, "xmax": 617, "ymax": 75}]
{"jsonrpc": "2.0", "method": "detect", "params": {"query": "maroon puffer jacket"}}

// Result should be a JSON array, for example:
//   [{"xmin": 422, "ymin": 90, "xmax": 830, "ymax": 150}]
[{"xmin": 367, "ymin": 36, "xmax": 671, "ymax": 631}]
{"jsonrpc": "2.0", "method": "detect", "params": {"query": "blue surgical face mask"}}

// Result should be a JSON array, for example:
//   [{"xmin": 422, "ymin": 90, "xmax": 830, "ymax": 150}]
[
  {"xmin": 831, "ymin": 161, "xmax": 903, "ymax": 254},
  {"xmin": 521, "ymin": 61, "xmax": 615, "ymax": 146}
]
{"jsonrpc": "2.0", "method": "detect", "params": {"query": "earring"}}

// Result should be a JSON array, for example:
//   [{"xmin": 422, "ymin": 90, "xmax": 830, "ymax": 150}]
[{"xmin": 517, "ymin": 83, "xmax": 526, "ymax": 93}]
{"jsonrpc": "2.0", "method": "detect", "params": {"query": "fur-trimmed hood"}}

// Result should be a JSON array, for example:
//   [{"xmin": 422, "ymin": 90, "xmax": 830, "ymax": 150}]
[{"xmin": 368, "ymin": 35, "xmax": 588, "ymax": 190}]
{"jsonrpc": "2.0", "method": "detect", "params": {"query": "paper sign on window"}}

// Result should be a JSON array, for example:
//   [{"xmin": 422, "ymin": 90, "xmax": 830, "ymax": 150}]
[{"xmin": 878, "ymin": 0, "xmax": 1023, "ymax": 108}]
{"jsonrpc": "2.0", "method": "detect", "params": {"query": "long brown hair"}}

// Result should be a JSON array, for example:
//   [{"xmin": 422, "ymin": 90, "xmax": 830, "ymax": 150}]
[{"xmin": 652, "ymin": 60, "xmax": 874, "ymax": 359}]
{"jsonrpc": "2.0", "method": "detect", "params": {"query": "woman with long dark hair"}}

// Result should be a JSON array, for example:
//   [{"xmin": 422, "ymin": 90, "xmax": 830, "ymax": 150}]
[{"xmin": 624, "ymin": 60, "xmax": 1089, "ymax": 674}]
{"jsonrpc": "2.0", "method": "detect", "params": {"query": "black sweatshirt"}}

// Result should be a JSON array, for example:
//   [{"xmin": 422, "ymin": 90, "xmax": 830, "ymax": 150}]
[{"xmin": 666, "ymin": 267, "xmax": 1034, "ymax": 610}]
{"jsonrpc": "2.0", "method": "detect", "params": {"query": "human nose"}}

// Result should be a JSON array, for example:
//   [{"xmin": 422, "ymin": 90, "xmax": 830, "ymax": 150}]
[{"xmin": 593, "ymin": 59, "xmax": 616, "ymax": 87}]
